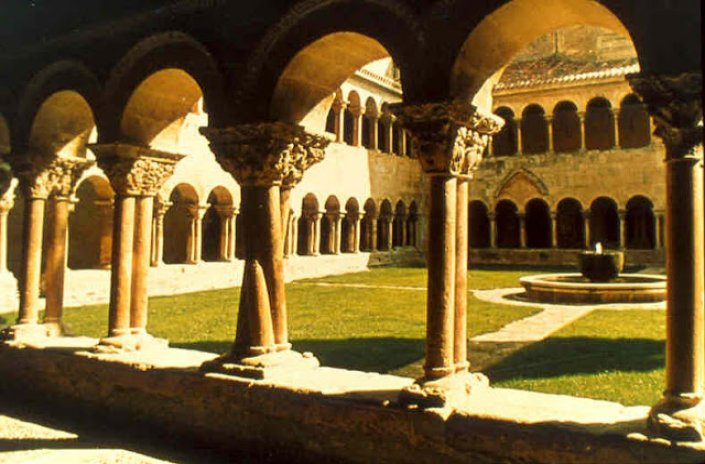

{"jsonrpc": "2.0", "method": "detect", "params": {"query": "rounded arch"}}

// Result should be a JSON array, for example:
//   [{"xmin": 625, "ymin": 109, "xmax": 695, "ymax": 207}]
[
  {"xmin": 585, "ymin": 97, "xmax": 615, "ymax": 150},
  {"xmin": 449, "ymin": 0, "xmax": 635, "ymax": 100},
  {"xmin": 495, "ymin": 199, "xmax": 520, "ymax": 249},
  {"xmin": 469, "ymin": 200, "xmax": 490, "ymax": 248},
  {"xmin": 360, "ymin": 198, "xmax": 378, "ymax": 252},
  {"xmin": 392, "ymin": 200, "xmax": 407, "ymax": 247},
  {"xmin": 378, "ymin": 199, "xmax": 393, "ymax": 251},
  {"xmin": 552, "ymin": 101, "xmax": 581, "ymax": 153},
  {"xmin": 521, "ymin": 104, "xmax": 548, "ymax": 154},
  {"xmin": 589, "ymin": 196, "xmax": 620, "ymax": 249},
  {"xmin": 406, "ymin": 200, "xmax": 419, "ymax": 247},
  {"xmin": 297, "ymin": 193, "xmax": 320, "ymax": 256},
  {"xmin": 237, "ymin": 0, "xmax": 423, "ymax": 122},
  {"xmin": 626, "ymin": 195, "xmax": 655, "ymax": 249},
  {"xmin": 103, "ymin": 31, "xmax": 225, "ymax": 141},
  {"xmin": 619, "ymin": 94, "xmax": 651, "ymax": 148},
  {"xmin": 362, "ymin": 97, "xmax": 378, "ymax": 149},
  {"xmin": 525, "ymin": 198, "xmax": 551, "ymax": 248},
  {"xmin": 492, "ymin": 106, "xmax": 517, "ymax": 156},
  {"xmin": 556, "ymin": 198, "xmax": 585, "ymax": 249},
  {"xmin": 202, "ymin": 186, "xmax": 235, "ymax": 262},
  {"xmin": 68, "ymin": 175, "xmax": 115, "ymax": 270},
  {"xmin": 16, "ymin": 60, "xmax": 102, "ymax": 155},
  {"xmin": 342, "ymin": 197, "xmax": 360, "ymax": 253},
  {"xmin": 163, "ymin": 183, "xmax": 200, "ymax": 265}
]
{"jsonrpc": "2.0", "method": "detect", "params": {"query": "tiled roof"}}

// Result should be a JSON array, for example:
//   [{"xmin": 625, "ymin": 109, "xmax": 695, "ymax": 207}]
[{"xmin": 494, "ymin": 55, "xmax": 639, "ymax": 91}]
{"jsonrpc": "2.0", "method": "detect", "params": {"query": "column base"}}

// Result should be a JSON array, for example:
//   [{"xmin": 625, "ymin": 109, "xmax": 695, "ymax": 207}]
[
  {"xmin": 648, "ymin": 394, "xmax": 705, "ymax": 442},
  {"xmin": 200, "ymin": 349, "xmax": 319, "ymax": 380},
  {"xmin": 398, "ymin": 371, "xmax": 489, "ymax": 409},
  {"xmin": 0, "ymin": 323, "xmax": 49, "ymax": 343},
  {"xmin": 94, "ymin": 332, "xmax": 169, "ymax": 354},
  {"xmin": 43, "ymin": 321, "xmax": 68, "ymax": 337}
]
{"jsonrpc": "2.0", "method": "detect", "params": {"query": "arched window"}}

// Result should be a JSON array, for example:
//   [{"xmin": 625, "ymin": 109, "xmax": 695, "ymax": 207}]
[
  {"xmin": 525, "ymin": 198, "xmax": 551, "ymax": 248},
  {"xmin": 589, "ymin": 197, "xmax": 620, "ymax": 249},
  {"xmin": 556, "ymin": 198, "xmax": 584, "ymax": 249},
  {"xmin": 552, "ymin": 101, "xmax": 581, "ymax": 153},
  {"xmin": 585, "ymin": 97, "xmax": 615, "ymax": 150},
  {"xmin": 325, "ymin": 106, "xmax": 336, "ymax": 134},
  {"xmin": 626, "ymin": 196, "xmax": 655, "ymax": 249},
  {"xmin": 360, "ymin": 199, "xmax": 377, "ymax": 251},
  {"xmin": 298, "ymin": 194, "xmax": 319, "ymax": 256},
  {"xmin": 202, "ymin": 187, "xmax": 234, "ymax": 262},
  {"xmin": 68, "ymin": 176, "xmax": 114, "ymax": 270},
  {"xmin": 468, "ymin": 201, "xmax": 490, "ymax": 248},
  {"xmin": 363, "ymin": 98, "xmax": 377, "ymax": 150},
  {"xmin": 343, "ymin": 107, "xmax": 354, "ymax": 145},
  {"xmin": 521, "ymin": 104, "xmax": 548, "ymax": 154},
  {"xmin": 619, "ymin": 94, "xmax": 651, "ymax": 148},
  {"xmin": 164, "ymin": 184, "xmax": 199, "ymax": 264},
  {"xmin": 321, "ymin": 196, "xmax": 340, "ymax": 254},
  {"xmin": 495, "ymin": 200, "xmax": 520, "ymax": 248},
  {"xmin": 342, "ymin": 198, "xmax": 360, "ymax": 253},
  {"xmin": 493, "ymin": 107, "xmax": 517, "ymax": 156}
]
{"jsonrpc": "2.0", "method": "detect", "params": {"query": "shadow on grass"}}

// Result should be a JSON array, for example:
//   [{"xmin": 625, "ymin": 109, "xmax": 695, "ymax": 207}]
[
  {"xmin": 173, "ymin": 337, "xmax": 425, "ymax": 374},
  {"xmin": 484, "ymin": 337, "xmax": 664, "ymax": 382}
]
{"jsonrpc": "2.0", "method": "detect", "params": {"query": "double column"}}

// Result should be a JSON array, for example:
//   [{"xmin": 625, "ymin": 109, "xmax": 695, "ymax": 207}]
[
  {"xmin": 92, "ymin": 143, "xmax": 183, "ymax": 351},
  {"xmin": 3, "ymin": 156, "xmax": 92, "ymax": 339},
  {"xmin": 392, "ymin": 101, "xmax": 502, "ymax": 402},
  {"xmin": 0, "ymin": 179, "xmax": 18, "ymax": 276},
  {"xmin": 629, "ymin": 72, "xmax": 704, "ymax": 441},
  {"xmin": 200, "ymin": 122, "xmax": 329, "ymax": 377}
]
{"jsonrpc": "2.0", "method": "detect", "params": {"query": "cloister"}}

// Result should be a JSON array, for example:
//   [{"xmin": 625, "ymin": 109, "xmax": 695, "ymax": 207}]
[{"xmin": 0, "ymin": 0, "xmax": 702, "ymax": 462}]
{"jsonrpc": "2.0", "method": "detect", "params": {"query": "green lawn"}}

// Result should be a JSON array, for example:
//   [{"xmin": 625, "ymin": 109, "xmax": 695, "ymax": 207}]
[{"xmin": 0, "ymin": 266, "xmax": 667, "ymax": 405}]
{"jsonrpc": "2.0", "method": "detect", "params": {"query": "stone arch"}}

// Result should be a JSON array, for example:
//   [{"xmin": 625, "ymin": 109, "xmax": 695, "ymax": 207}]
[
  {"xmin": 469, "ymin": 200, "xmax": 490, "ymax": 249},
  {"xmin": 495, "ymin": 169, "xmax": 549, "ymax": 205},
  {"xmin": 68, "ymin": 176, "xmax": 114, "ymax": 270},
  {"xmin": 589, "ymin": 196, "xmax": 620, "ymax": 249},
  {"xmin": 236, "ymin": 0, "xmax": 423, "ymax": 122},
  {"xmin": 343, "ymin": 91, "xmax": 361, "ymax": 146},
  {"xmin": 448, "ymin": 0, "xmax": 636, "ymax": 100},
  {"xmin": 619, "ymin": 94, "xmax": 651, "ymax": 149},
  {"xmin": 495, "ymin": 199, "xmax": 520, "ymax": 249},
  {"xmin": 393, "ymin": 200, "xmax": 407, "ymax": 247},
  {"xmin": 163, "ymin": 183, "xmax": 200, "ymax": 264},
  {"xmin": 103, "ymin": 31, "xmax": 225, "ymax": 140},
  {"xmin": 321, "ymin": 195, "xmax": 341, "ymax": 254},
  {"xmin": 362, "ymin": 97, "xmax": 378, "ymax": 149},
  {"xmin": 202, "ymin": 186, "xmax": 234, "ymax": 262},
  {"xmin": 342, "ymin": 197, "xmax": 360, "ymax": 253},
  {"xmin": 360, "ymin": 198, "xmax": 377, "ymax": 251},
  {"xmin": 378, "ymin": 199, "xmax": 393, "ymax": 251},
  {"xmin": 521, "ymin": 104, "xmax": 548, "ymax": 154},
  {"xmin": 378, "ymin": 102, "xmax": 392, "ymax": 153},
  {"xmin": 15, "ymin": 60, "xmax": 102, "ymax": 155},
  {"xmin": 626, "ymin": 195, "xmax": 655, "ymax": 250},
  {"xmin": 297, "ymin": 193, "xmax": 320, "ymax": 256},
  {"xmin": 525, "ymin": 198, "xmax": 551, "ymax": 249},
  {"xmin": 585, "ymin": 97, "xmax": 615, "ymax": 150},
  {"xmin": 556, "ymin": 198, "xmax": 585, "ymax": 249},
  {"xmin": 492, "ymin": 107, "xmax": 517, "ymax": 156},
  {"xmin": 552, "ymin": 101, "xmax": 581, "ymax": 153}
]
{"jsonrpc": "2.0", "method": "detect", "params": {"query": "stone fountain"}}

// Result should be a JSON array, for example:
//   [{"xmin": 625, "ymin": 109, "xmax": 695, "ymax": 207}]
[{"xmin": 519, "ymin": 243, "xmax": 666, "ymax": 304}]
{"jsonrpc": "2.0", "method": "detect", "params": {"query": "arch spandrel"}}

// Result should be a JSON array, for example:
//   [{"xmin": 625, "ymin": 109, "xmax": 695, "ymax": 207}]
[{"xmin": 494, "ymin": 169, "xmax": 548, "ymax": 208}]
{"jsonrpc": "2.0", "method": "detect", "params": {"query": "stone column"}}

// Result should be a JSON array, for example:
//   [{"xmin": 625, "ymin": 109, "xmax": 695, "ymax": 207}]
[
  {"xmin": 392, "ymin": 101, "xmax": 502, "ymax": 406},
  {"xmin": 190, "ymin": 206, "xmax": 207, "ymax": 263},
  {"xmin": 289, "ymin": 214, "xmax": 298, "ymax": 256},
  {"xmin": 583, "ymin": 210, "xmax": 591, "ymax": 248},
  {"xmin": 488, "ymin": 212, "xmax": 497, "ymax": 248},
  {"xmin": 613, "ymin": 109, "xmax": 621, "ymax": 148},
  {"xmin": 370, "ymin": 217, "xmax": 378, "ymax": 251},
  {"xmin": 215, "ymin": 206, "xmax": 233, "ymax": 261},
  {"xmin": 353, "ymin": 214, "xmax": 362, "ymax": 253},
  {"xmin": 630, "ymin": 72, "xmax": 705, "ymax": 441},
  {"xmin": 618, "ymin": 209, "xmax": 628, "ymax": 249},
  {"xmin": 97, "ymin": 200, "xmax": 114, "ymax": 269},
  {"xmin": 352, "ymin": 112, "xmax": 362, "ymax": 147},
  {"xmin": 454, "ymin": 174, "xmax": 471, "ymax": 373},
  {"xmin": 92, "ymin": 143, "xmax": 183, "ymax": 351},
  {"xmin": 369, "ymin": 116, "xmax": 379, "ymax": 151},
  {"xmin": 333, "ymin": 214, "xmax": 342, "ymax": 254},
  {"xmin": 3, "ymin": 156, "xmax": 91, "ymax": 339},
  {"xmin": 228, "ymin": 209, "xmax": 238, "ymax": 260},
  {"xmin": 200, "ymin": 123, "xmax": 328, "ymax": 377},
  {"xmin": 334, "ymin": 102, "xmax": 346, "ymax": 144},
  {"xmin": 518, "ymin": 213, "xmax": 527, "ymax": 248},
  {"xmin": 546, "ymin": 117, "xmax": 554, "ymax": 153},
  {"xmin": 655, "ymin": 210, "xmax": 664, "ymax": 250},
  {"xmin": 0, "ymin": 185, "xmax": 15, "ymax": 274},
  {"xmin": 386, "ymin": 217, "xmax": 394, "ymax": 250},
  {"xmin": 578, "ymin": 112, "xmax": 586, "ymax": 151},
  {"xmin": 550, "ymin": 213, "xmax": 558, "ymax": 248},
  {"xmin": 313, "ymin": 212, "xmax": 323, "ymax": 255},
  {"xmin": 150, "ymin": 199, "xmax": 169, "ymax": 267},
  {"xmin": 515, "ymin": 118, "xmax": 523, "ymax": 155}
]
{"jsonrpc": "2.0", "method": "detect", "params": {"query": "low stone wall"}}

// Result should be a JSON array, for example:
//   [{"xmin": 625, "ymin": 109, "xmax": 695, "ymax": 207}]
[
  {"xmin": 470, "ymin": 248, "xmax": 665, "ymax": 268},
  {"xmin": 0, "ymin": 342, "xmax": 702, "ymax": 464}
]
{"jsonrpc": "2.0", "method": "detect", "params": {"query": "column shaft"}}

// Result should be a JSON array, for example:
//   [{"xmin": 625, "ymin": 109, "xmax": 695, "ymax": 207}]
[
  {"xmin": 334, "ymin": 216, "xmax": 342, "ymax": 254},
  {"xmin": 353, "ymin": 217, "xmax": 361, "ymax": 252},
  {"xmin": 17, "ymin": 197, "xmax": 46, "ymax": 325},
  {"xmin": 547, "ymin": 118, "xmax": 554, "ymax": 153},
  {"xmin": 454, "ymin": 178, "xmax": 469, "ymax": 372},
  {"xmin": 130, "ymin": 196, "xmax": 154, "ymax": 335},
  {"xmin": 489, "ymin": 215, "xmax": 497, "ymax": 248},
  {"xmin": 516, "ymin": 119, "xmax": 523, "ymax": 155},
  {"xmin": 518, "ymin": 215, "xmax": 527, "ymax": 248},
  {"xmin": 424, "ymin": 175, "xmax": 457, "ymax": 379},
  {"xmin": 313, "ymin": 214, "xmax": 322, "ymax": 255},
  {"xmin": 550, "ymin": 214, "xmax": 558, "ymax": 248},
  {"xmin": 228, "ymin": 214, "xmax": 237, "ymax": 260},
  {"xmin": 370, "ymin": 218, "xmax": 378, "ymax": 251},
  {"xmin": 44, "ymin": 197, "xmax": 70, "ymax": 325},
  {"xmin": 619, "ymin": 212, "xmax": 628, "ymax": 249},
  {"xmin": 107, "ymin": 195, "xmax": 136, "ymax": 337},
  {"xmin": 0, "ymin": 210, "xmax": 8, "ymax": 273}
]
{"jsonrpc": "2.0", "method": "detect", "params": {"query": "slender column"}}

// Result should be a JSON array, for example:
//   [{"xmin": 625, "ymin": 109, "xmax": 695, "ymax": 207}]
[
  {"xmin": 335, "ymin": 103, "xmax": 346, "ymax": 143},
  {"xmin": 381, "ymin": 117, "xmax": 393, "ymax": 154},
  {"xmin": 518, "ymin": 213, "xmax": 527, "ymax": 248},
  {"xmin": 613, "ymin": 109, "xmax": 621, "ymax": 148},
  {"xmin": 280, "ymin": 187, "xmax": 292, "ymax": 256},
  {"xmin": 583, "ymin": 210, "xmax": 591, "ymax": 248},
  {"xmin": 370, "ymin": 218, "xmax": 378, "ymax": 251},
  {"xmin": 130, "ymin": 196, "xmax": 154, "ymax": 335},
  {"xmin": 0, "ymin": 189, "xmax": 14, "ymax": 274},
  {"xmin": 546, "ymin": 117, "xmax": 554, "ymax": 153},
  {"xmin": 488, "ymin": 212, "xmax": 497, "ymax": 248},
  {"xmin": 386, "ymin": 217, "xmax": 394, "ymax": 250},
  {"xmin": 515, "ymin": 118, "xmax": 523, "ymax": 155},
  {"xmin": 150, "ymin": 200, "xmax": 169, "ymax": 267},
  {"xmin": 313, "ymin": 212, "xmax": 322, "ymax": 255},
  {"xmin": 352, "ymin": 113, "xmax": 362, "ymax": 147},
  {"xmin": 550, "ymin": 213, "xmax": 558, "ymax": 248},
  {"xmin": 193, "ymin": 206, "xmax": 206, "ymax": 263},
  {"xmin": 655, "ymin": 211, "xmax": 664, "ymax": 250},
  {"xmin": 578, "ymin": 112, "xmax": 586, "ymax": 151},
  {"xmin": 17, "ymin": 195, "xmax": 46, "ymax": 325},
  {"xmin": 369, "ymin": 116, "xmax": 379, "ymax": 151},
  {"xmin": 353, "ymin": 214, "xmax": 362, "ymax": 253},
  {"xmin": 43, "ymin": 196, "xmax": 71, "ymax": 330},
  {"xmin": 333, "ymin": 214, "xmax": 342, "ymax": 254},
  {"xmin": 290, "ymin": 214, "xmax": 298, "ymax": 256},
  {"xmin": 107, "ymin": 194, "xmax": 135, "ymax": 337},
  {"xmin": 629, "ymin": 71, "xmax": 704, "ymax": 441},
  {"xmin": 619, "ymin": 209, "xmax": 628, "ymax": 249},
  {"xmin": 399, "ymin": 214, "xmax": 408, "ymax": 246},
  {"xmin": 228, "ymin": 209, "xmax": 238, "ymax": 260},
  {"xmin": 454, "ymin": 176, "xmax": 470, "ymax": 373}
]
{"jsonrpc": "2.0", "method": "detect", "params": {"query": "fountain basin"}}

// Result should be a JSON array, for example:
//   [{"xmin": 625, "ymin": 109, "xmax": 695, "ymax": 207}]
[{"xmin": 519, "ymin": 273, "xmax": 666, "ymax": 304}]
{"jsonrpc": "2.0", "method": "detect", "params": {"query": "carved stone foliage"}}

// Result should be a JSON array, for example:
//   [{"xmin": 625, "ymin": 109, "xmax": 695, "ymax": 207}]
[
  {"xmin": 9, "ymin": 155, "xmax": 94, "ymax": 199},
  {"xmin": 91, "ymin": 143, "xmax": 184, "ymax": 197},
  {"xmin": 390, "ymin": 101, "xmax": 503, "ymax": 175},
  {"xmin": 0, "ymin": 178, "xmax": 17, "ymax": 213},
  {"xmin": 201, "ymin": 122, "xmax": 330, "ymax": 187},
  {"xmin": 628, "ymin": 72, "xmax": 703, "ymax": 159}
]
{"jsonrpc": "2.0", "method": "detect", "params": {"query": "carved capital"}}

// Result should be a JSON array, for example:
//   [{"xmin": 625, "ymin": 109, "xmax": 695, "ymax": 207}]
[
  {"xmin": 201, "ymin": 122, "xmax": 330, "ymax": 187},
  {"xmin": 0, "ymin": 178, "xmax": 17, "ymax": 212},
  {"xmin": 389, "ymin": 101, "xmax": 503, "ymax": 176},
  {"xmin": 10, "ymin": 154, "xmax": 94, "ymax": 199},
  {"xmin": 0, "ymin": 160, "xmax": 12, "ymax": 197},
  {"xmin": 90, "ymin": 143, "xmax": 184, "ymax": 197},
  {"xmin": 628, "ymin": 72, "xmax": 702, "ymax": 159}
]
